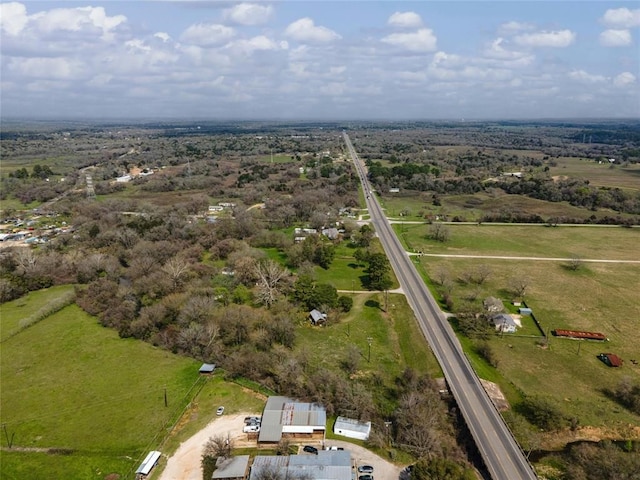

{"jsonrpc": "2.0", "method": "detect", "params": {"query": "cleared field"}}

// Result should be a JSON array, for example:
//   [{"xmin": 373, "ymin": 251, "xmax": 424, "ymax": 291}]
[
  {"xmin": 396, "ymin": 223, "xmax": 640, "ymax": 261},
  {"xmin": 378, "ymin": 190, "xmax": 638, "ymax": 224},
  {"xmin": 549, "ymin": 157, "xmax": 640, "ymax": 192}
]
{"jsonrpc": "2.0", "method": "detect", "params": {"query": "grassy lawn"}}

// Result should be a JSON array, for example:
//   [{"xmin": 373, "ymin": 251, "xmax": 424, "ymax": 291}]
[
  {"xmin": 0, "ymin": 285, "xmax": 75, "ymax": 342},
  {"xmin": 312, "ymin": 241, "xmax": 400, "ymax": 291},
  {"xmin": 296, "ymin": 292, "xmax": 441, "ymax": 397},
  {"xmin": 0, "ymin": 302, "xmax": 202, "ymax": 478},
  {"xmin": 395, "ymin": 223, "xmax": 640, "ymax": 260}
]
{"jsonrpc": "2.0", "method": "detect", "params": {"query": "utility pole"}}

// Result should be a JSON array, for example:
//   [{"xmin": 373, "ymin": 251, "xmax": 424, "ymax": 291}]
[
  {"xmin": 164, "ymin": 386, "xmax": 168, "ymax": 407},
  {"xmin": 367, "ymin": 337, "xmax": 373, "ymax": 363}
]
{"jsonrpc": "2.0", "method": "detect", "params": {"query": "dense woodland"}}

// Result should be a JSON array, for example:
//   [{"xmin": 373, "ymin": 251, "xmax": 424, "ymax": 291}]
[{"xmin": 1, "ymin": 120, "xmax": 639, "ymax": 478}]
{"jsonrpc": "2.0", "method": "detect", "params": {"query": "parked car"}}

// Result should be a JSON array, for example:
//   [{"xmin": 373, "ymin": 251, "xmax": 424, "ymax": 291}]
[
  {"xmin": 243, "ymin": 425, "xmax": 260, "ymax": 433},
  {"xmin": 358, "ymin": 465, "xmax": 374, "ymax": 473},
  {"xmin": 244, "ymin": 416, "xmax": 261, "ymax": 424},
  {"xmin": 358, "ymin": 475, "xmax": 373, "ymax": 480},
  {"xmin": 216, "ymin": 406, "xmax": 224, "ymax": 416},
  {"xmin": 302, "ymin": 445, "xmax": 318, "ymax": 454}
]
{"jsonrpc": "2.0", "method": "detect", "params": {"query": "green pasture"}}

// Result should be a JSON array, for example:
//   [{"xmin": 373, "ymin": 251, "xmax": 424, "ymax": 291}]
[
  {"xmin": 259, "ymin": 154, "xmax": 297, "ymax": 163},
  {"xmin": 549, "ymin": 157, "xmax": 640, "ymax": 192},
  {"xmin": 414, "ymin": 252, "xmax": 640, "ymax": 429},
  {"xmin": 395, "ymin": 223, "xmax": 639, "ymax": 260},
  {"xmin": 0, "ymin": 285, "xmax": 75, "ymax": 342},
  {"xmin": 296, "ymin": 291, "xmax": 441, "ymax": 397},
  {"xmin": 0, "ymin": 302, "xmax": 202, "ymax": 478},
  {"xmin": 312, "ymin": 241, "xmax": 400, "ymax": 291},
  {"xmin": 378, "ymin": 190, "xmax": 638, "ymax": 224}
]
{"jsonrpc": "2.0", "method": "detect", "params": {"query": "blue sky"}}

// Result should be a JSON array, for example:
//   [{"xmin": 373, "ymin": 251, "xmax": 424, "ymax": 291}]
[{"xmin": 1, "ymin": 1, "xmax": 638, "ymax": 120}]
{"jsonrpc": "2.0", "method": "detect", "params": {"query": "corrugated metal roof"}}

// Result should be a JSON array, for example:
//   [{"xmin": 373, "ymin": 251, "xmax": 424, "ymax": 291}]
[
  {"xmin": 334, "ymin": 416, "xmax": 371, "ymax": 434},
  {"xmin": 258, "ymin": 397, "xmax": 326, "ymax": 443},
  {"xmin": 212, "ymin": 455, "xmax": 249, "ymax": 479},
  {"xmin": 250, "ymin": 452, "xmax": 351, "ymax": 480}
]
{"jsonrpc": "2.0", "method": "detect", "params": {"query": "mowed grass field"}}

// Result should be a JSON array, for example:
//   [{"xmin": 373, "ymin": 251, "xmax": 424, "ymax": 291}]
[
  {"xmin": 0, "ymin": 297, "xmax": 203, "ymax": 478},
  {"xmin": 549, "ymin": 157, "xmax": 640, "ymax": 192},
  {"xmin": 399, "ymin": 224, "xmax": 640, "ymax": 431}
]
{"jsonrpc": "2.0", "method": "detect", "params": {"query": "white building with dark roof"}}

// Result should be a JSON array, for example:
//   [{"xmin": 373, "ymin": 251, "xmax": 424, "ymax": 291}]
[{"xmin": 258, "ymin": 396, "xmax": 326, "ymax": 444}]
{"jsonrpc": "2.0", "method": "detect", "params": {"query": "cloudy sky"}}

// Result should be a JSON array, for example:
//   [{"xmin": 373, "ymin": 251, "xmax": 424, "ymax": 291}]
[{"xmin": 1, "ymin": 1, "xmax": 639, "ymax": 120}]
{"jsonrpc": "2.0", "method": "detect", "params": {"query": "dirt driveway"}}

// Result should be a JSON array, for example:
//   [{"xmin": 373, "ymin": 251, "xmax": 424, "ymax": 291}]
[{"xmin": 157, "ymin": 413, "xmax": 404, "ymax": 480}]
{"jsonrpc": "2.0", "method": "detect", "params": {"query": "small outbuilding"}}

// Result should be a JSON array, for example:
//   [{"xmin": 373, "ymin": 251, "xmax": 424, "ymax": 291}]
[
  {"xmin": 199, "ymin": 363, "xmax": 216, "ymax": 374},
  {"xmin": 309, "ymin": 309, "xmax": 327, "ymax": 326},
  {"xmin": 598, "ymin": 353, "xmax": 623, "ymax": 367},
  {"xmin": 135, "ymin": 451, "xmax": 161, "ymax": 478},
  {"xmin": 333, "ymin": 416, "xmax": 371, "ymax": 441},
  {"xmin": 518, "ymin": 307, "xmax": 532, "ymax": 315}
]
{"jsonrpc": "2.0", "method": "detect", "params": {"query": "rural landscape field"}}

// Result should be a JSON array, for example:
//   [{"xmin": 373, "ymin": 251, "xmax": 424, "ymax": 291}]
[{"xmin": 1, "ymin": 119, "xmax": 639, "ymax": 480}]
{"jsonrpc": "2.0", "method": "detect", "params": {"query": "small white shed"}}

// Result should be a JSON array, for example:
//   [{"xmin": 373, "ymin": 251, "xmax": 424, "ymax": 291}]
[{"xmin": 333, "ymin": 416, "xmax": 371, "ymax": 441}]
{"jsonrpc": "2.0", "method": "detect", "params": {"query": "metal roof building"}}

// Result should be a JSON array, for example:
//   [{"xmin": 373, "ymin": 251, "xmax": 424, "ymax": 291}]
[
  {"xmin": 212, "ymin": 455, "xmax": 250, "ymax": 479},
  {"xmin": 249, "ymin": 451, "xmax": 351, "ymax": 480},
  {"xmin": 258, "ymin": 396, "xmax": 326, "ymax": 443},
  {"xmin": 333, "ymin": 416, "xmax": 371, "ymax": 441}
]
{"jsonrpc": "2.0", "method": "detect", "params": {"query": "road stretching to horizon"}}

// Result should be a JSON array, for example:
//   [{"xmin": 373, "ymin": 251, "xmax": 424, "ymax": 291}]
[{"xmin": 343, "ymin": 132, "xmax": 538, "ymax": 480}]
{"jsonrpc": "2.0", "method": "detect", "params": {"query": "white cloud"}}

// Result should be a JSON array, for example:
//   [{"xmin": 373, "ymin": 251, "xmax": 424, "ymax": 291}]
[
  {"xmin": 599, "ymin": 29, "xmax": 632, "ymax": 47},
  {"xmin": 284, "ymin": 18, "xmax": 341, "ymax": 43},
  {"xmin": 9, "ymin": 57, "xmax": 82, "ymax": 79},
  {"xmin": 0, "ymin": 2, "xmax": 29, "ymax": 35},
  {"xmin": 569, "ymin": 70, "xmax": 607, "ymax": 84},
  {"xmin": 514, "ymin": 30, "xmax": 576, "ymax": 48},
  {"xmin": 484, "ymin": 37, "xmax": 530, "ymax": 61},
  {"xmin": 498, "ymin": 21, "xmax": 534, "ymax": 35},
  {"xmin": 30, "ymin": 6, "xmax": 126, "ymax": 40},
  {"xmin": 226, "ymin": 35, "xmax": 284, "ymax": 55},
  {"xmin": 601, "ymin": 8, "xmax": 640, "ymax": 29},
  {"xmin": 154, "ymin": 32, "xmax": 171, "ymax": 43},
  {"xmin": 319, "ymin": 82, "xmax": 346, "ymax": 96},
  {"xmin": 381, "ymin": 28, "xmax": 437, "ymax": 53},
  {"xmin": 223, "ymin": 3, "xmax": 273, "ymax": 26},
  {"xmin": 388, "ymin": 12, "xmax": 423, "ymax": 28},
  {"xmin": 180, "ymin": 23, "xmax": 235, "ymax": 47},
  {"xmin": 613, "ymin": 71, "xmax": 636, "ymax": 87}
]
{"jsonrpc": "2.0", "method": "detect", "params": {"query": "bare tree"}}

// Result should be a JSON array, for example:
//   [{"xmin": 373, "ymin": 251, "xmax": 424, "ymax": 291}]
[
  {"xmin": 432, "ymin": 265, "xmax": 451, "ymax": 286},
  {"xmin": 567, "ymin": 255, "xmax": 583, "ymax": 271},
  {"xmin": 202, "ymin": 434, "xmax": 233, "ymax": 459},
  {"xmin": 255, "ymin": 259, "xmax": 290, "ymax": 307},
  {"xmin": 473, "ymin": 264, "xmax": 492, "ymax": 285},
  {"xmin": 509, "ymin": 276, "xmax": 530, "ymax": 298},
  {"xmin": 162, "ymin": 256, "xmax": 191, "ymax": 289},
  {"xmin": 427, "ymin": 223, "xmax": 450, "ymax": 242}
]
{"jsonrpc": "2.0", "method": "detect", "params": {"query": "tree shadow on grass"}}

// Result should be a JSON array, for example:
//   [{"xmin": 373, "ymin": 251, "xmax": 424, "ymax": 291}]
[{"xmin": 365, "ymin": 299, "xmax": 381, "ymax": 310}]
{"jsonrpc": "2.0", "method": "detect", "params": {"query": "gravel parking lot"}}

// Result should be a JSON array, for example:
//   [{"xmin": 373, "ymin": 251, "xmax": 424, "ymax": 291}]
[{"xmin": 157, "ymin": 413, "xmax": 404, "ymax": 480}]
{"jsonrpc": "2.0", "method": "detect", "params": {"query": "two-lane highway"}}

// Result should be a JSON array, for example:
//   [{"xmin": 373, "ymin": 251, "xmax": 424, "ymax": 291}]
[{"xmin": 343, "ymin": 132, "xmax": 538, "ymax": 480}]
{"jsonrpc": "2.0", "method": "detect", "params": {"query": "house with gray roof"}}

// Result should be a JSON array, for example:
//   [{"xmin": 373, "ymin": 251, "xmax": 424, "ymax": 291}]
[{"xmin": 491, "ymin": 313, "xmax": 518, "ymax": 333}]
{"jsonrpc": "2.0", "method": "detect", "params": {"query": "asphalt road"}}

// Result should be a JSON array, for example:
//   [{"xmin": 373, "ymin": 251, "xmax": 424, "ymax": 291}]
[{"xmin": 343, "ymin": 132, "xmax": 538, "ymax": 480}]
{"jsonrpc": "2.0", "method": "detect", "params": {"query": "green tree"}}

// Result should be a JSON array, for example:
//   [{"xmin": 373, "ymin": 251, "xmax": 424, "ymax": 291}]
[
  {"xmin": 366, "ymin": 252, "xmax": 393, "ymax": 291},
  {"xmin": 411, "ymin": 457, "xmax": 475, "ymax": 480}
]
